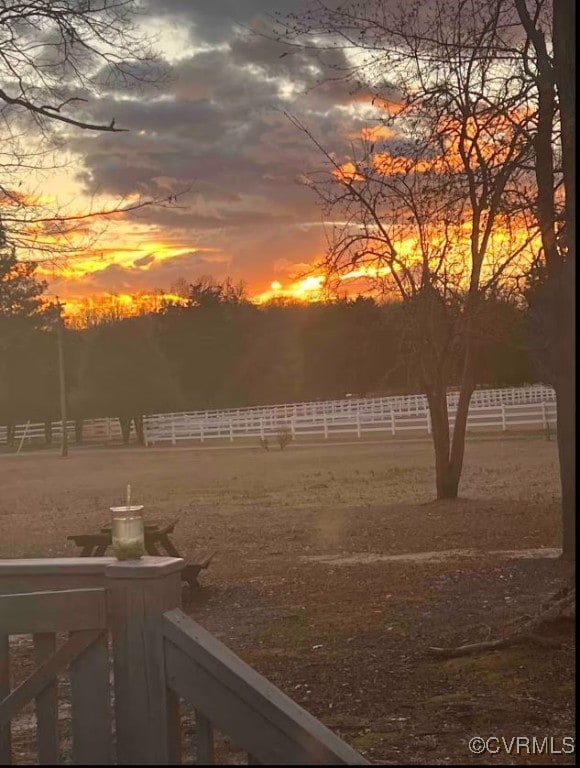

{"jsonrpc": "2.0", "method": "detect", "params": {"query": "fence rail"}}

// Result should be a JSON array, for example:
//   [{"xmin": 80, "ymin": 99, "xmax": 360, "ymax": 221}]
[
  {"xmin": 0, "ymin": 385, "xmax": 556, "ymax": 449},
  {"xmin": 0, "ymin": 418, "xmax": 123, "ymax": 447},
  {"xmin": 144, "ymin": 397, "xmax": 558, "ymax": 446}
]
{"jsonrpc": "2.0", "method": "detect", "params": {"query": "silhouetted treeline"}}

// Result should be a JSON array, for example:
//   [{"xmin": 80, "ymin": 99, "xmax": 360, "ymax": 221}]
[{"xmin": 1, "ymin": 278, "xmax": 536, "ymax": 443}]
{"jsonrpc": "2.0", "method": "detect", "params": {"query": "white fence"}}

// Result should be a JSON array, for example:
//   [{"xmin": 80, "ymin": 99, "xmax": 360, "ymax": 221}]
[
  {"xmin": 0, "ymin": 417, "xmax": 123, "ymax": 448},
  {"xmin": 0, "ymin": 385, "xmax": 557, "ymax": 449},
  {"xmin": 143, "ymin": 385, "xmax": 557, "ymax": 446}
]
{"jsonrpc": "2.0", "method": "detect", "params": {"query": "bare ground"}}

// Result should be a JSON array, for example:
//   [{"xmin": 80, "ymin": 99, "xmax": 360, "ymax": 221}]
[{"xmin": 0, "ymin": 435, "xmax": 575, "ymax": 764}]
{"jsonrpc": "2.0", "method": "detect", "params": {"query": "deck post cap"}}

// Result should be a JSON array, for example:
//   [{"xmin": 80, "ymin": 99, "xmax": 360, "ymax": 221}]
[{"xmin": 105, "ymin": 556, "xmax": 185, "ymax": 579}]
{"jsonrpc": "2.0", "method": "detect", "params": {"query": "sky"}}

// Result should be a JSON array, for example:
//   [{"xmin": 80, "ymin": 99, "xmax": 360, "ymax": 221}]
[{"xmin": 34, "ymin": 0, "xmax": 385, "ymax": 310}]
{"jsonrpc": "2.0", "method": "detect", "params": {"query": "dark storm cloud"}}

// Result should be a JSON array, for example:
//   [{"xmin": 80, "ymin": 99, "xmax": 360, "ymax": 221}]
[
  {"xmin": 228, "ymin": 28, "xmax": 391, "ymax": 108},
  {"xmin": 65, "ymin": 1, "xmax": 389, "ymax": 295},
  {"xmin": 72, "ymin": 48, "xmax": 361, "ymax": 209},
  {"xmin": 144, "ymin": 0, "xmax": 299, "ymax": 43}
]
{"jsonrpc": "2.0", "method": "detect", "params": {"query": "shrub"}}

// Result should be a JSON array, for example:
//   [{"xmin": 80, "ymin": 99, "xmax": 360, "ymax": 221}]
[{"xmin": 276, "ymin": 424, "xmax": 293, "ymax": 451}]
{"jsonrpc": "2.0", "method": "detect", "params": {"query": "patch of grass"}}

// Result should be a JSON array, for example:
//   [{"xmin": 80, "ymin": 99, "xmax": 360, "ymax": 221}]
[
  {"xmin": 423, "ymin": 691, "xmax": 475, "ymax": 706},
  {"xmin": 256, "ymin": 610, "xmax": 353, "ymax": 654},
  {"xmin": 423, "ymin": 646, "xmax": 546, "ymax": 699},
  {"xmin": 351, "ymin": 730, "xmax": 385, "ymax": 751},
  {"xmin": 258, "ymin": 611, "xmax": 311, "ymax": 648}
]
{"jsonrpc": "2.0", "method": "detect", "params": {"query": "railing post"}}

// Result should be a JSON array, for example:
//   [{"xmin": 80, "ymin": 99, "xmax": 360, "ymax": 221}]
[{"xmin": 106, "ymin": 557, "xmax": 184, "ymax": 765}]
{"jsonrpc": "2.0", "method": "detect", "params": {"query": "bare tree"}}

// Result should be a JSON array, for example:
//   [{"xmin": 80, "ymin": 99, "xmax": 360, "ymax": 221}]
[
  {"xmin": 0, "ymin": 0, "xmax": 183, "ymax": 258},
  {"xmin": 515, "ymin": 0, "xmax": 575, "ymax": 561},
  {"xmin": 283, "ymin": 0, "xmax": 537, "ymax": 499}
]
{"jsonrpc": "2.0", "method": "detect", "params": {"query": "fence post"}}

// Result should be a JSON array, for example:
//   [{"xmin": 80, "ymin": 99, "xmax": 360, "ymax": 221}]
[
  {"xmin": 426, "ymin": 409, "xmax": 431, "ymax": 435},
  {"xmin": 390, "ymin": 408, "xmax": 396, "ymax": 436},
  {"xmin": 356, "ymin": 413, "xmax": 361, "ymax": 439},
  {"xmin": 541, "ymin": 402, "xmax": 547, "ymax": 430},
  {"xmin": 106, "ymin": 557, "xmax": 184, "ymax": 765},
  {"xmin": 171, "ymin": 419, "xmax": 176, "ymax": 446},
  {"xmin": 229, "ymin": 419, "xmax": 234, "ymax": 443},
  {"xmin": 501, "ymin": 404, "xmax": 506, "ymax": 432},
  {"xmin": 15, "ymin": 421, "xmax": 31, "ymax": 455}
]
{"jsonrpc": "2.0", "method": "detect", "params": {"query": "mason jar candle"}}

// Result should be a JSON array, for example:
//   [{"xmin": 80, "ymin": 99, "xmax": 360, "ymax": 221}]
[{"xmin": 110, "ymin": 504, "xmax": 145, "ymax": 560}]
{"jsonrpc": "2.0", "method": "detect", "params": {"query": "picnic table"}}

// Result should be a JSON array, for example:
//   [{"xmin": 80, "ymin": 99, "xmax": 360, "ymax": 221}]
[{"xmin": 67, "ymin": 518, "xmax": 213, "ymax": 597}]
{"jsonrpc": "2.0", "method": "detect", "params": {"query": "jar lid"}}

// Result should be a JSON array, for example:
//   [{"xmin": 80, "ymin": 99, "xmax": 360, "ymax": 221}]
[{"xmin": 110, "ymin": 505, "xmax": 144, "ymax": 513}]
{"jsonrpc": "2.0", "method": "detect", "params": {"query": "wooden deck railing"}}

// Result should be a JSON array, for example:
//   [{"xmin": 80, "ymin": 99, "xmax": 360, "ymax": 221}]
[
  {"xmin": 162, "ymin": 609, "xmax": 367, "ymax": 764},
  {"xmin": 0, "ymin": 557, "xmax": 368, "ymax": 765},
  {"xmin": 1, "ymin": 588, "xmax": 111, "ymax": 764}
]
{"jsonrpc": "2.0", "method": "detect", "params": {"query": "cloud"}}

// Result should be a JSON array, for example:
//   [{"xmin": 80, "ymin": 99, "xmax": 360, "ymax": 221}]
[
  {"xmin": 50, "ymin": 249, "xmax": 231, "ymax": 297},
  {"xmin": 70, "ymin": 90, "xmax": 350, "ymax": 234},
  {"xmin": 143, "ymin": 0, "xmax": 300, "ymax": 44},
  {"xmin": 49, "ymin": 1, "xmax": 398, "ymax": 301},
  {"xmin": 134, "ymin": 253, "xmax": 155, "ymax": 267}
]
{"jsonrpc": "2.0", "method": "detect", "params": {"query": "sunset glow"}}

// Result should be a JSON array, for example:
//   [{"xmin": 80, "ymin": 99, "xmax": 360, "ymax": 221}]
[
  {"xmin": 53, "ymin": 217, "xmax": 539, "ymax": 322},
  {"xmin": 0, "ymin": 4, "xmax": 571, "ymax": 754},
  {"xmin": 2, "ymin": 2, "xmax": 541, "ymax": 327},
  {"xmin": 62, "ymin": 291, "xmax": 189, "ymax": 325}
]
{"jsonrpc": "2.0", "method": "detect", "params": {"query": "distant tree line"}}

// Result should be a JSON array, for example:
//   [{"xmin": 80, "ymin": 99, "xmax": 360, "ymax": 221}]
[{"xmin": 1, "ymin": 260, "xmax": 538, "ymax": 447}]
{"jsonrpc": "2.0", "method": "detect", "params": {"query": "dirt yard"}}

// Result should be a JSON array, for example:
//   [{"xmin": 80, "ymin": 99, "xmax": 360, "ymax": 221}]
[{"xmin": 0, "ymin": 435, "xmax": 575, "ymax": 764}]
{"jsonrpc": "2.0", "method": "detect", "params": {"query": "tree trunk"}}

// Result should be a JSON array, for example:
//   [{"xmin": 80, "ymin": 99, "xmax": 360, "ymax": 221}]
[
  {"xmin": 553, "ymin": 0, "xmax": 576, "ymax": 563},
  {"xmin": 553, "ymin": 0, "xmax": 576, "ymax": 255},
  {"xmin": 119, "ymin": 416, "xmax": 131, "ymax": 445},
  {"xmin": 427, "ymin": 375, "xmax": 474, "ymax": 500},
  {"xmin": 519, "ymin": 0, "xmax": 576, "ymax": 562},
  {"xmin": 74, "ymin": 418, "xmax": 84, "ymax": 445},
  {"xmin": 553, "ymin": 261, "xmax": 576, "ymax": 561},
  {"xmin": 133, "ymin": 415, "xmax": 145, "ymax": 446},
  {"xmin": 556, "ymin": 377, "xmax": 575, "ymax": 561},
  {"xmin": 426, "ymin": 389, "xmax": 455, "ymax": 499},
  {"xmin": 447, "ymin": 375, "xmax": 475, "ymax": 499}
]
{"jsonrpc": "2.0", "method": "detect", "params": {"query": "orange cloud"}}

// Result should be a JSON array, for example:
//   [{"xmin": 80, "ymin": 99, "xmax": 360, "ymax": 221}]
[
  {"xmin": 336, "ymin": 106, "xmax": 532, "ymax": 183},
  {"xmin": 347, "ymin": 125, "xmax": 397, "ymax": 142}
]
